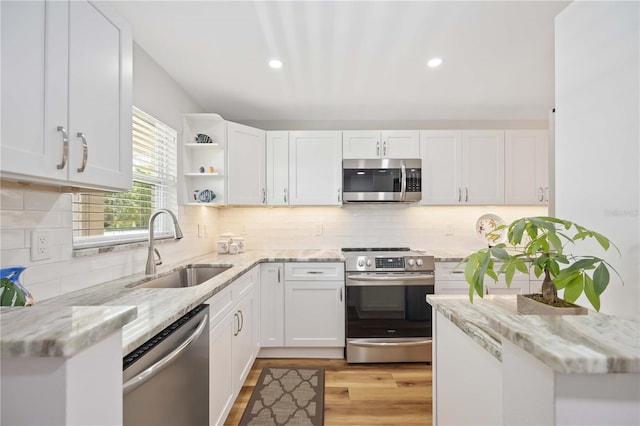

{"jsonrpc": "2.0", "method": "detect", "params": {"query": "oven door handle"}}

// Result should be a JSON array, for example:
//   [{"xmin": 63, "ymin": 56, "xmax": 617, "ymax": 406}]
[
  {"xmin": 349, "ymin": 338, "xmax": 431, "ymax": 348},
  {"xmin": 400, "ymin": 160, "xmax": 407, "ymax": 200},
  {"xmin": 347, "ymin": 274, "xmax": 434, "ymax": 282}
]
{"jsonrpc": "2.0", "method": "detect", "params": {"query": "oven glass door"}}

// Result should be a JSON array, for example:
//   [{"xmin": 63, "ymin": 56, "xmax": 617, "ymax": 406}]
[
  {"xmin": 346, "ymin": 284, "xmax": 433, "ymax": 338},
  {"xmin": 343, "ymin": 167, "xmax": 402, "ymax": 193}
]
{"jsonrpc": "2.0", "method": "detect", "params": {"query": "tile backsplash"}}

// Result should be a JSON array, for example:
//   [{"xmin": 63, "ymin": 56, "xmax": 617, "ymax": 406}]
[{"xmin": 1, "ymin": 183, "xmax": 546, "ymax": 302}]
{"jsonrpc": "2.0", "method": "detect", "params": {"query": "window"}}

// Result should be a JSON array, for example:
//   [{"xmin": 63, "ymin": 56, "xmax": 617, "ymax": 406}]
[{"xmin": 72, "ymin": 107, "xmax": 178, "ymax": 249}]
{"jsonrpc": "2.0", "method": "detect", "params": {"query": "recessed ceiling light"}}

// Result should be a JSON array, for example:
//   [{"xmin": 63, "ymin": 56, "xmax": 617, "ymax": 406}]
[
  {"xmin": 427, "ymin": 57, "xmax": 443, "ymax": 68},
  {"xmin": 269, "ymin": 59, "xmax": 283, "ymax": 69}
]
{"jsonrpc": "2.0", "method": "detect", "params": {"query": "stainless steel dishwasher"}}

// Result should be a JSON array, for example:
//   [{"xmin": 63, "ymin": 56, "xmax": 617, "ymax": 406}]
[{"xmin": 123, "ymin": 304, "xmax": 209, "ymax": 426}]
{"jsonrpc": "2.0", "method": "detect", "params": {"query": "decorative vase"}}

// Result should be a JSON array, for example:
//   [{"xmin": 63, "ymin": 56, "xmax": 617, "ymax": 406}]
[
  {"xmin": 0, "ymin": 266, "xmax": 34, "ymax": 306},
  {"xmin": 516, "ymin": 294, "xmax": 587, "ymax": 315}
]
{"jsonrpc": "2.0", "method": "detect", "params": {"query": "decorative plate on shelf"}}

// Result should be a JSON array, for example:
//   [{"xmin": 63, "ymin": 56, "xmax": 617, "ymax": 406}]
[{"xmin": 475, "ymin": 214, "xmax": 507, "ymax": 245}]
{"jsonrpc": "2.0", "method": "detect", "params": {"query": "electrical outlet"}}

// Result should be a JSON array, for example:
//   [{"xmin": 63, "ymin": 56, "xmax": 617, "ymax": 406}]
[{"xmin": 31, "ymin": 231, "xmax": 51, "ymax": 261}]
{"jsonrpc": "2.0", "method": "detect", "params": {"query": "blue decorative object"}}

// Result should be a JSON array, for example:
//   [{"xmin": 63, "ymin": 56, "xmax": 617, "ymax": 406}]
[{"xmin": 0, "ymin": 267, "xmax": 34, "ymax": 306}]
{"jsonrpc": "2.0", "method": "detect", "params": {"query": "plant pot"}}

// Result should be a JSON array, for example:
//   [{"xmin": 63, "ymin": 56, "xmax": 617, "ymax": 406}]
[{"xmin": 516, "ymin": 294, "xmax": 587, "ymax": 315}]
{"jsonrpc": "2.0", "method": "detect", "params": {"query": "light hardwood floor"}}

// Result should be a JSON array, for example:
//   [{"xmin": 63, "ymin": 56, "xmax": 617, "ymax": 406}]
[{"xmin": 224, "ymin": 358, "xmax": 433, "ymax": 426}]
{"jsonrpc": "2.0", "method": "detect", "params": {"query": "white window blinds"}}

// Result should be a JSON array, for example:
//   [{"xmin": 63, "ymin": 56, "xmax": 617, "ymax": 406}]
[{"xmin": 72, "ymin": 107, "xmax": 178, "ymax": 249}]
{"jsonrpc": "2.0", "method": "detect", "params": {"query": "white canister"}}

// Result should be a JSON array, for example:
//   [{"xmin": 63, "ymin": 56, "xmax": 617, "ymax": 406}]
[
  {"xmin": 229, "ymin": 242, "xmax": 240, "ymax": 255},
  {"xmin": 216, "ymin": 240, "xmax": 229, "ymax": 254},
  {"xmin": 232, "ymin": 237, "xmax": 245, "ymax": 252},
  {"xmin": 220, "ymin": 231, "xmax": 235, "ymax": 244}
]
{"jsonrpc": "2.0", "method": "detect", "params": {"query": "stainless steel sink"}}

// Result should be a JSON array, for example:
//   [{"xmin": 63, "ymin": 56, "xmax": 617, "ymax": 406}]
[{"xmin": 128, "ymin": 264, "xmax": 232, "ymax": 289}]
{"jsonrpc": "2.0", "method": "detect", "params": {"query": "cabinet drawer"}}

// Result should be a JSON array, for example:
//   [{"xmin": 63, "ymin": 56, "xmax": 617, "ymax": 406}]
[
  {"xmin": 205, "ymin": 286, "xmax": 233, "ymax": 325},
  {"xmin": 435, "ymin": 262, "xmax": 467, "ymax": 281},
  {"xmin": 285, "ymin": 262, "xmax": 345, "ymax": 281},
  {"xmin": 231, "ymin": 272, "xmax": 254, "ymax": 302}
]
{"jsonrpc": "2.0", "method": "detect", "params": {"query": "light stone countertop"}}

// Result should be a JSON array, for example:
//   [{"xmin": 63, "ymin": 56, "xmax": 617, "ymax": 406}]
[
  {"xmin": 427, "ymin": 294, "xmax": 640, "ymax": 374},
  {"xmin": 1, "ymin": 249, "xmax": 343, "ymax": 358}
]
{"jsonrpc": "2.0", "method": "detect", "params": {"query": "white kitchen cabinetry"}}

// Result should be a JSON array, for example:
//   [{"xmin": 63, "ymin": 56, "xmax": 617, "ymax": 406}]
[
  {"xmin": 206, "ymin": 268, "xmax": 258, "ymax": 425},
  {"xmin": 260, "ymin": 263, "xmax": 285, "ymax": 347},
  {"xmin": 505, "ymin": 130, "xmax": 549, "ymax": 205},
  {"xmin": 284, "ymin": 263, "xmax": 345, "ymax": 347},
  {"xmin": 227, "ymin": 122, "xmax": 266, "ymax": 205},
  {"xmin": 420, "ymin": 130, "xmax": 504, "ymax": 205},
  {"xmin": 289, "ymin": 131, "xmax": 343, "ymax": 205},
  {"xmin": 182, "ymin": 114, "xmax": 227, "ymax": 205},
  {"xmin": 266, "ymin": 131, "xmax": 290, "ymax": 206},
  {"xmin": 259, "ymin": 262, "xmax": 345, "ymax": 352},
  {"xmin": 343, "ymin": 130, "xmax": 420, "ymax": 159},
  {"xmin": 435, "ymin": 262, "xmax": 530, "ymax": 295},
  {"xmin": 1, "ymin": 0, "xmax": 132, "ymax": 192}
]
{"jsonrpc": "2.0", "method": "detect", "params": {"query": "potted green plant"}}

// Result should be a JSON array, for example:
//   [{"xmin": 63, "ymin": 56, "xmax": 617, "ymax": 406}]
[{"xmin": 459, "ymin": 216, "xmax": 621, "ymax": 314}]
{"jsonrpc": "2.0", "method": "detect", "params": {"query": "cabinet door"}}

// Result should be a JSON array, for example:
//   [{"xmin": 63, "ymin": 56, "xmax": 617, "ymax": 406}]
[
  {"xmin": 232, "ymin": 291, "xmax": 255, "ymax": 395},
  {"xmin": 260, "ymin": 263, "xmax": 284, "ymax": 347},
  {"xmin": 67, "ymin": 0, "xmax": 132, "ymax": 191},
  {"xmin": 505, "ymin": 130, "xmax": 549, "ymax": 205},
  {"xmin": 289, "ymin": 131, "xmax": 343, "ymax": 205},
  {"xmin": 461, "ymin": 130, "xmax": 505, "ymax": 204},
  {"xmin": 284, "ymin": 281, "xmax": 345, "ymax": 347},
  {"xmin": 420, "ymin": 131, "xmax": 464, "ymax": 205},
  {"xmin": 266, "ymin": 132, "xmax": 289, "ymax": 206},
  {"xmin": 382, "ymin": 130, "xmax": 420, "ymax": 159},
  {"xmin": 227, "ymin": 121, "xmax": 266, "ymax": 205},
  {"xmin": 1, "ymin": 0, "xmax": 67, "ymax": 182},
  {"xmin": 342, "ymin": 131, "xmax": 380, "ymax": 159},
  {"xmin": 209, "ymin": 310, "xmax": 234, "ymax": 426}
]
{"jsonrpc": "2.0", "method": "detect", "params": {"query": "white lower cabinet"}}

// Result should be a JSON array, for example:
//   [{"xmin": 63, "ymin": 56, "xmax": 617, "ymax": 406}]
[
  {"xmin": 435, "ymin": 262, "xmax": 530, "ymax": 295},
  {"xmin": 206, "ymin": 267, "xmax": 258, "ymax": 426},
  {"xmin": 260, "ymin": 262, "xmax": 345, "ymax": 349}
]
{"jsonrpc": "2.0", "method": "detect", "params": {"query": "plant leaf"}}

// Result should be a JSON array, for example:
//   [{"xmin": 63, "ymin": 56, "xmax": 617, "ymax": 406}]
[
  {"xmin": 592, "ymin": 263, "xmax": 610, "ymax": 295},
  {"xmin": 583, "ymin": 275, "xmax": 600, "ymax": 311},
  {"xmin": 563, "ymin": 273, "xmax": 584, "ymax": 303},
  {"xmin": 593, "ymin": 232, "xmax": 610, "ymax": 251},
  {"xmin": 510, "ymin": 219, "xmax": 526, "ymax": 244},
  {"xmin": 490, "ymin": 247, "xmax": 510, "ymax": 261}
]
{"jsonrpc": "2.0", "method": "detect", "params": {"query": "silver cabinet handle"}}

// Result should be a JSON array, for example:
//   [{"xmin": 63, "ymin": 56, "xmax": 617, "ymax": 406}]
[
  {"xmin": 123, "ymin": 313, "xmax": 208, "ymax": 395},
  {"xmin": 465, "ymin": 187, "xmax": 469, "ymax": 202},
  {"xmin": 383, "ymin": 140, "xmax": 388, "ymax": 157},
  {"xmin": 277, "ymin": 267, "xmax": 281, "ymax": 283},
  {"xmin": 306, "ymin": 271, "xmax": 323, "ymax": 275},
  {"xmin": 56, "ymin": 126, "xmax": 68, "ymax": 170},
  {"xmin": 76, "ymin": 132, "xmax": 88, "ymax": 173},
  {"xmin": 238, "ymin": 309, "xmax": 244, "ymax": 333},
  {"xmin": 283, "ymin": 188, "xmax": 287, "ymax": 203},
  {"xmin": 539, "ymin": 187, "xmax": 544, "ymax": 202},
  {"xmin": 338, "ymin": 188, "xmax": 341, "ymax": 203},
  {"xmin": 376, "ymin": 140, "xmax": 380, "ymax": 157},
  {"xmin": 544, "ymin": 187, "xmax": 549, "ymax": 202},
  {"xmin": 339, "ymin": 287, "xmax": 343, "ymax": 302},
  {"xmin": 233, "ymin": 312, "xmax": 240, "ymax": 336},
  {"xmin": 458, "ymin": 187, "xmax": 462, "ymax": 202}
]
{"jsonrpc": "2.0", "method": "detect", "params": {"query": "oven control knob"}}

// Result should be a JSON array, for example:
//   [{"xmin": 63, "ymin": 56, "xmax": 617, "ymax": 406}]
[
  {"xmin": 357, "ymin": 259, "xmax": 365, "ymax": 267},
  {"xmin": 416, "ymin": 259, "xmax": 424, "ymax": 266},
  {"xmin": 407, "ymin": 259, "xmax": 415, "ymax": 266},
  {"xmin": 366, "ymin": 259, "xmax": 372, "ymax": 266}
]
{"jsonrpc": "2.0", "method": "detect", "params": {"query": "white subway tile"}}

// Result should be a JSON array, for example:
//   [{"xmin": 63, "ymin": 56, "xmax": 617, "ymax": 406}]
[
  {"xmin": 0, "ymin": 248, "xmax": 30, "ymax": 266},
  {"xmin": 26, "ymin": 279, "xmax": 61, "ymax": 302},
  {"xmin": 0, "ymin": 230, "xmax": 25, "ymax": 250},
  {"xmin": 0, "ymin": 188, "xmax": 23, "ymax": 210},
  {"xmin": 24, "ymin": 191, "xmax": 69, "ymax": 211}
]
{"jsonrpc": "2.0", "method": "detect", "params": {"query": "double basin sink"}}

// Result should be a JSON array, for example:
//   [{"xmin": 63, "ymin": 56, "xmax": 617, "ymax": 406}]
[{"xmin": 127, "ymin": 264, "xmax": 232, "ymax": 289}]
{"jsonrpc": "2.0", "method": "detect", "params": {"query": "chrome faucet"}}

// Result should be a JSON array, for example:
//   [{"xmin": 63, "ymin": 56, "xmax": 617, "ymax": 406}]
[{"xmin": 145, "ymin": 209, "xmax": 184, "ymax": 275}]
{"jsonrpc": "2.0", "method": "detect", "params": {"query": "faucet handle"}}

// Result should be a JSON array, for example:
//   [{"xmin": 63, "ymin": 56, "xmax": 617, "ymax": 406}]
[{"xmin": 154, "ymin": 248, "xmax": 162, "ymax": 266}]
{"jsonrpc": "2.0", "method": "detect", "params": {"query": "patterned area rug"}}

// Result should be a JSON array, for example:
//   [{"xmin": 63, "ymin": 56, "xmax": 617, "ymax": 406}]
[{"xmin": 239, "ymin": 367, "xmax": 325, "ymax": 426}]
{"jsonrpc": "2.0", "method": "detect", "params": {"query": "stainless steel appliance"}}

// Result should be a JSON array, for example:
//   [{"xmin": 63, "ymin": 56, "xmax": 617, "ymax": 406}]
[
  {"xmin": 343, "ymin": 247, "xmax": 435, "ymax": 363},
  {"xmin": 123, "ymin": 304, "xmax": 209, "ymax": 426},
  {"xmin": 342, "ymin": 159, "xmax": 422, "ymax": 202}
]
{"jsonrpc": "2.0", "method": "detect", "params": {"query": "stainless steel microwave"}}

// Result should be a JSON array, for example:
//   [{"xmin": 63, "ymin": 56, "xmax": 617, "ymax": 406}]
[{"xmin": 342, "ymin": 159, "xmax": 422, "ymax": 202}]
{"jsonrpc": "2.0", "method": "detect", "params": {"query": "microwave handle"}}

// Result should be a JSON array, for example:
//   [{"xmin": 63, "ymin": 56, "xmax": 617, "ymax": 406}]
[{"xmin": 400, "ymin": 161, "xmax": 407, "ymax": 200}]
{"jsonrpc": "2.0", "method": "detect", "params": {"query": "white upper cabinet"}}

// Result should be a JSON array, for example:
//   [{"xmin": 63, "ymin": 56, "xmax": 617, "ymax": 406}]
[
  {"xmin": 227, "ymin": 121, "xmax": 266, "ymax": 205},
  {"xmin": 343, "ymin": 130, "xmax": 420, "ymax": 159},
  {"xmin": 420, "ymin": 130, "xmax": 464, "ymax": 204},
  {"xmin": 1, "ymin": 0, "xmax": 132, "ymax": 192},
  {"xmin": 505, "ymin": 130, "xmax": 549, "ymax": 205},
  {"xmin": 289, "ymin": 131, "xmax": 343, "ymax": 206},
  {"xmin": 462, "ymin": 130, "xmax": 505, "ymax": 205},
  {"xmin": 266, "ymin": 132, "xmax": 289, "ymax": 206},
  {"xmin": 421, "ymin": 130, "xmax": 504, "ymax": 205}
]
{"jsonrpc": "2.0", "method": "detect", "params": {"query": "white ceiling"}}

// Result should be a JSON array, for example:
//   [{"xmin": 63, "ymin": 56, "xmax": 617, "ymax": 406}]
[{"xmin": 109, "ymin": 0, "xmax": 570, "ymax": 122}]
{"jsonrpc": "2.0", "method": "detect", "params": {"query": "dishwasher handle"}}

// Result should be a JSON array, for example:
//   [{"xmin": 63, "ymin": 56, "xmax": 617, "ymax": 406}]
[{"xmin": 123, "ymin": 313, "xmax": 208, "ymax": 395}]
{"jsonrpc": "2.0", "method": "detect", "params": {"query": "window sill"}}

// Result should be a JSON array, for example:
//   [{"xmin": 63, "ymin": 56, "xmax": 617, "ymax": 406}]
[{"xmin": 73, "ymin": 236, "xmax": 178, "ymax": 258}]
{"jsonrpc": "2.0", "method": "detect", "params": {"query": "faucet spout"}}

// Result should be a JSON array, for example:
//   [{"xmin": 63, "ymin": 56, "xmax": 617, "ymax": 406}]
[{"xmin": 145, "ymin": 209, "xmax": 183, "ymax": 275}]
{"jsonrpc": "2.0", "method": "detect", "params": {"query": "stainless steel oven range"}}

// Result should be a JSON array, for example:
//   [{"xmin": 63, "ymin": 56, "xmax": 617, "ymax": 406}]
[{"xmin": 343, "ymin": 248, "xmax": 435, "ymax": 363}]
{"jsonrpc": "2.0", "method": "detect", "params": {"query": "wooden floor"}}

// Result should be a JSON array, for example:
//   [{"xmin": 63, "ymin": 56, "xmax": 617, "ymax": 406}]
[{"xmin": 224, "ymin": 358, "xmax": 433, "ymax": 426}]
